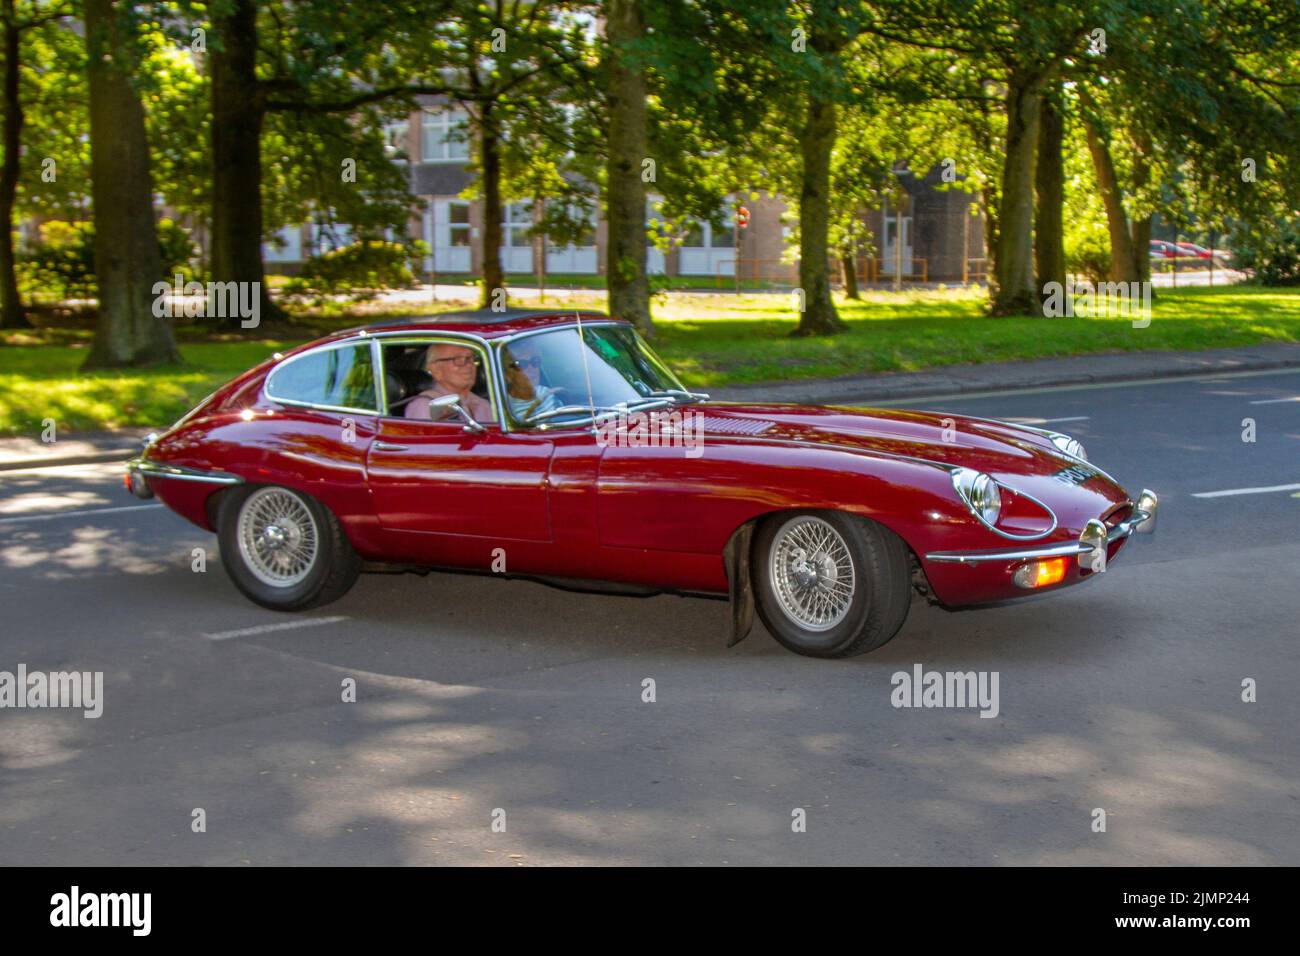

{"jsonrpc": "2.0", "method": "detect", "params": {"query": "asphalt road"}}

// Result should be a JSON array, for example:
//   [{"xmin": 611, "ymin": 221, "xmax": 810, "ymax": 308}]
[{"xmin": 1, "ymin": 369, "xmax": 1297, "ymax": 866}]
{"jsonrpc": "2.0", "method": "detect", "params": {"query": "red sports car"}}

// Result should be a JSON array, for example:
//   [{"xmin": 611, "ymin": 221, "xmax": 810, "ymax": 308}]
[{"xmin": 126, "ymin": 309, "xmax": 1158, "ymax": 658}]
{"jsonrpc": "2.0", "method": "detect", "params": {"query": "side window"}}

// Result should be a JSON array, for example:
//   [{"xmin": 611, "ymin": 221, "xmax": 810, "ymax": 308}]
[
  {"xmin": 379, "ymin": 340, "xmax": 494, "ymax": 418},
  {"xmin": 267, "ymin": 343, "xmax": 378, "ymax": 412}
]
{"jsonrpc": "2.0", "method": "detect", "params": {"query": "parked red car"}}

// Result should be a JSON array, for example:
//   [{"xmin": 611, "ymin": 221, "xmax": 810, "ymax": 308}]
[{"xmin": 126, "ymin": 309, "xmax": 1158, "ymax": 658}]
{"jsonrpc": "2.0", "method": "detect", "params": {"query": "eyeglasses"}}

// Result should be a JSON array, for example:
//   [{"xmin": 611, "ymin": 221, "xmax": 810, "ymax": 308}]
[
  {"xmin": 508, "ymin": 357, "xmax": 542, "ymax": 371},
  {"xmin": 431, "ymin": 355, "xmax": 480, "ymax": 368}
]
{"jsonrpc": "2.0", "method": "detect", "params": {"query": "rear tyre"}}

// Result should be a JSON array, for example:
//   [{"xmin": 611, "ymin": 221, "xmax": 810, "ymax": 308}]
[
  {"xmin": 753, "ymin": 511, "xmax": 911, "ymax": 658},
  {"xmin": 217, "ymin": 485, "xmax": 360, "ymax": 611}
]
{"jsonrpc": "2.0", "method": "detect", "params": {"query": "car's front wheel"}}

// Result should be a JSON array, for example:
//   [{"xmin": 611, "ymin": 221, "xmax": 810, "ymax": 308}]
[
  {"xmin": 217, "ymin": 485, "xmax": 360, "ymax": 611},
  {"xmin": 753, "ymin": 511, "xmax": 911, "ymax": 658}
]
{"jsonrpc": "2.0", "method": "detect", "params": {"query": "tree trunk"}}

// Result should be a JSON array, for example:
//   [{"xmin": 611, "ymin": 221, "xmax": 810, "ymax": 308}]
[
  {"xmin": 0, "ymin": 8, "xmax": 30, "ymax": 330},
  {"xmin": 604, "ymin": 0, "xmax": 652, "ymax": 334},
  {"xmin": 980, "ymin": 189, "xmax": 998, "ymax": 282},
  {"xmin": 81, "ymin": 0, "xmax": 179, "ymax": 368},
  {"xmin": 793, "ymin": 94, "xmax": 845, "ymax": 336},
  {"xmin": 1034, "ymin": 87, "xmax": 1066, "ymax": 295},
  {"xmin": 990, "ymin": 70, "xmax": 1041, "ymax": 316},
  {"xmin": 1130, "ymin": 130, "xmax": 1154, "ymax": 291},
  {"xmin": 210, "ymin": 0, "xmax": 281, "ymax": 329},
  {"xmin": 1083, "ymin": 117, "xmax": 1138, "ymax": 284},
  {"xmin": 841, "ymin": 253, "xmax": 859, "ymax": 299},
  {"xmin": 477, "ymin": 109, "xmax": 505, "ymax": 309}
]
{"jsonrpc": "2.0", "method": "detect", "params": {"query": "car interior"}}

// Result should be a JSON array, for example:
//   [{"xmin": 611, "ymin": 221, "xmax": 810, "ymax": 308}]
[{"xmin": 380, "ymin": 342, "xmax": 492, "ymax": 417}]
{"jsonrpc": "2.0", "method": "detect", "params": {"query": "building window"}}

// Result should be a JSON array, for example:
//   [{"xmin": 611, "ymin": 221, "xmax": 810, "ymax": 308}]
[
  {"xmin": 504, "ymin": 202, "xmax": 533, "ymax": 247},
  {"xmin": 544, "ymin": 202, "xmax": 595, "ymax": 250},
  {"xmin": 683, "ymin": 209, "xmax": 734, "ymax": 248},
  {"xmin": 448, "ymin": 202, "xmax": 471, "ymax": 246},
  {"xmin": 382, "ymin": 121, "xmax": 409, "ymax": 157},
  {"xmin": 421, "ymin": 109, "xmax": 469, "ymax": 162}
]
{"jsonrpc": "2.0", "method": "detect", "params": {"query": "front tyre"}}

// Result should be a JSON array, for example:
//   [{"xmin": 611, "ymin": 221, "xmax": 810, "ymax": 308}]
[
  {"xmin": 218, "ymin": 485, "xmax": 360, "ymax": 611},
  {"xmin": 753, "ymin": 511, "xmax": 911, "ymax": 658}
]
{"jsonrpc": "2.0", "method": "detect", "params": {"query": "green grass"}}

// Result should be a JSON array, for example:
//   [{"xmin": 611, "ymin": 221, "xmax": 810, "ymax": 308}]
[
  {"xmin": 1, "ymin": 284, "xmax": 1297, "ymax": 436},
  {"xmin": 649, "ymin": 285, "xmax": 1300, "ymax": 387},
  {"xmin": 0, "ymin": 339, "xmax": 300, "ymax": 436}
]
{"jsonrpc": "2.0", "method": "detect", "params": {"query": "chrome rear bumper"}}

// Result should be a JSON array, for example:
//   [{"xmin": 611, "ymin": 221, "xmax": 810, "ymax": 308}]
[
  {"xmin": 925, "ymin": 488, "xmax": 1158, "ymax": 566},
  {"xmin": 124, "ymin": 458, "xmax": 244, "ymax": 500}
]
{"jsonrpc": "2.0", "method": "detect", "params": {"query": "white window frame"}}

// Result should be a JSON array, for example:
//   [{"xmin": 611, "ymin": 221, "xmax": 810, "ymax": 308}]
[{"xmin": 421, "ymin": 108, "xmax": 470, "ymax": 163}]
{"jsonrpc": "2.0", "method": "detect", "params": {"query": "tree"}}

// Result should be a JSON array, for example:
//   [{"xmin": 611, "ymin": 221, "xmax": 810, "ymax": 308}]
[
  {"xmin": 81, "ymin": 0, "xmax": 179, "ymax": 368},
  {"xmin": 0, "ymin": 0, "xmax": 74, "ymax": 330},
  {"xmin": 604, "ymin": 0, "xmax": 651, "ymax": 332},
  {"xmin": 407, "ymin": 2, "xmax": 590, "ymax": 309},
  {"xmin": 1034, "ymin": 79, "xmax": 1066, "ymax": 293},
  {"xmin": 200, "ymin": 0, "xmax": 455, "ymax": 327},
  {"xmin": 787, "ymin": 1, "xmax": 859, "ymax": 336}
]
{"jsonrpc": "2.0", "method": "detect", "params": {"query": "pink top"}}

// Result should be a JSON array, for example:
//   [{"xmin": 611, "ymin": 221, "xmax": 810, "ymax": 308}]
[{"xmin": 405, "ymin": 385, "xmax": 496, "ymax": 423}]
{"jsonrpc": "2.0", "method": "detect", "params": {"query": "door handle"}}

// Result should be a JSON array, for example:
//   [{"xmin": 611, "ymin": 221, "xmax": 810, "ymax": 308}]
[{"xmin": 372, "ymin": 441, "xmax": 409, "ymax": 452}]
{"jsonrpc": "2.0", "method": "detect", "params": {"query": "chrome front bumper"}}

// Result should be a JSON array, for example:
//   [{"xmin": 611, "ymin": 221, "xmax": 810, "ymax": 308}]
[{"xmin": 925, "ymin": 488, "xmax": 1158, "ymax": 566}]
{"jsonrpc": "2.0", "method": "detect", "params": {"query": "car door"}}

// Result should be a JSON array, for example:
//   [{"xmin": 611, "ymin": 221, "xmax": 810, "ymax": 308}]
[{"xmin": 365, "ymin": 338, "xmax": 554, "ymax": 543}]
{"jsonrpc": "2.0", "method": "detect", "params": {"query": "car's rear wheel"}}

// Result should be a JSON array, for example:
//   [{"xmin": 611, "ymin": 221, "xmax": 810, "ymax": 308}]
[
  {"xmin": 753, "ymin": 511, "xmax": 911, "ymax": 658},
  {"xmin": 217, "ymin": 485, "xmax": 360, "ymax": 611}
]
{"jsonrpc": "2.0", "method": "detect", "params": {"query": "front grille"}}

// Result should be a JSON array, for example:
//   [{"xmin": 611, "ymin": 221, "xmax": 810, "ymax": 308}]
[{"xmin": 1102, "ymin": 503, "xmax": 1132, "ymax": 529}]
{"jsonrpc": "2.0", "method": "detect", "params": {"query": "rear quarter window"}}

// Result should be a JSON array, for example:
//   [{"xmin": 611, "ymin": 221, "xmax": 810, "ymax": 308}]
[{"xmin": 266, "ymin": 343, "xmax": 378, "ymax": 412}]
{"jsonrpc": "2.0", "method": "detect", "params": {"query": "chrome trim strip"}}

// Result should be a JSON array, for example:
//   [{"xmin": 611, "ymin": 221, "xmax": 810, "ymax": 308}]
[
  {"xmin": 925, "ymin": 541, "xmax": 1093, "ymax": 564},
  {"xmin": 126, "ymin": 459, "xmax": 244, "ymax": 486},
  {"xmin": 371, "ymin": 337, "xmax": 387, "ymax": 413},
  {"xmin": 951, "ymin": 469, "xmax": 1060, "ymax": 541}
]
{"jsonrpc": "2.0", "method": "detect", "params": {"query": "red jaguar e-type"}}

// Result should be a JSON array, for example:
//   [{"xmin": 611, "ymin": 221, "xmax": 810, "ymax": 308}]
[{"xmin": 126, "ymin": 309, "xmax": 1157, "ymax": 658}]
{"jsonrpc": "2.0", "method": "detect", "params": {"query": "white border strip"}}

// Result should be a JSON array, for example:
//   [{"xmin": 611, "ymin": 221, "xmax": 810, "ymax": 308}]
[
  {"xmin": 203, "ymin": 616, "xmax": 349, "ymax": 641},
  {"xmin": 0, "ymin": 503, "xmax": 164, "ymax": 526},
  {"xmin": 1191, "ymin": 483, "xmax": 1300, "ymax": 499}
]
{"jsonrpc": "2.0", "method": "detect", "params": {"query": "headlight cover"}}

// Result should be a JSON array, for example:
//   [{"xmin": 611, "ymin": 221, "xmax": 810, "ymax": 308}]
[
  {"xmin": 951, "ymin": 468, "xmax": 1002, "ymax": 526},
  {"xmin": 1048, "ymin": 433, "xmax": 1088, "ymax": 461}
]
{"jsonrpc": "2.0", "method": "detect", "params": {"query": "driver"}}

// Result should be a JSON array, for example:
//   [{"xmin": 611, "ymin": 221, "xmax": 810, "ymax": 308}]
[
  {"xmin": 503, "ymin": 339, "xmax": 563, "ymax": 420},
  {"xmin": 406, "ymin": 343, "xmax": 496, "ymax": 423}
]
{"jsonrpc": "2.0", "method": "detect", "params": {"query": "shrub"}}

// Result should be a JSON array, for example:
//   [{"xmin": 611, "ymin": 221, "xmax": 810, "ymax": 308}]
[
  {"xmin": 18, "ymin": 218, "xmax": 197, "ymax": 301},
  {"xmin": 18, "ymin": 220, "xmax": 96, "ymax": 300},
  {"xmin": 281, "ymin": 240, "xmax": 425, "ymax": 303},
  {"xmin": 156, "ymin": 218, "xmax": 198, "ymax": 278},
  {"xmin": 1232, "ymin": 218, "xmax": 1300, "ymax": 286},
  {"xmin": 1064, "ymin": 218, "xmax": 1111, "ymax": 286}
]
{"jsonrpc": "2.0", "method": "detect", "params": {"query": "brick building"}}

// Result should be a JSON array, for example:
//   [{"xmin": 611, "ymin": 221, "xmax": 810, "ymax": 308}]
[{"xmin": 263, "ymin": 102, "xmax": 988, "ymax": 285}]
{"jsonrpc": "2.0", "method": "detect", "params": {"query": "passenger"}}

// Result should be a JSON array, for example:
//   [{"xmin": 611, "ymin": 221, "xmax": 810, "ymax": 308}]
[
  {"xmin": 503, "ymin": 339, "xmax": 563, "ymax": 420},
  {"xmin": 405, "ymin": 344, "xmax": 496, "ymax": 423}
]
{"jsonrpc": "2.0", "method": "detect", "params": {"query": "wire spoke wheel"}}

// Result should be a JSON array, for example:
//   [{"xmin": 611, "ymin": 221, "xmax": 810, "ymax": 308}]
[
  {"xmin": 768, "ymin": 515, "xmax": 857, "ymax": 632},
  {"xmin": 236, "ymin": 487, "xmax": 319, "ymax": 588}
]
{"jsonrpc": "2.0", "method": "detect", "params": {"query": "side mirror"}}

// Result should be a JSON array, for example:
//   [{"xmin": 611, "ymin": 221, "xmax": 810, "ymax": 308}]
[{"xmin": 429, "ymin": 393, "xmax": 486, "ymax": 434}]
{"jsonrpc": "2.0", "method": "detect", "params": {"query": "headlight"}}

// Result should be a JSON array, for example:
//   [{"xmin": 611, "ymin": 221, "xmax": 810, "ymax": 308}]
[
  {"xmin": 1049, "ymin": 433, "xmax": 1088, "ymax": 461},
  {"xmin": 952, "ymin": 468, "xmax": 1002, "ymax": 525}
]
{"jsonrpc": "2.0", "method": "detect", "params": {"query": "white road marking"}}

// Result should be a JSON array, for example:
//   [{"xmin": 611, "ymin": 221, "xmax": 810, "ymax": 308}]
[
  {"xmin": 1248, "ymin": 396, "xmax": 1300, "ymax": 405},
  {"xmin": 1001, "ymin": 415, "xmax": 1091, "ymax": 425},
  {"xmin": 0, "ymin": 503, "xmax": 164, "ymax": 525},
  {"xmin": 203, "ymin": 616, "xmax": 349, "ymax": 641},
  {"xmin": 1191, "ymin": 483, "xmax": 1300, "ymax": 499},
  {"xmin": 870, "ymin": 366, "xmax": 1300, "ymax": 406}
]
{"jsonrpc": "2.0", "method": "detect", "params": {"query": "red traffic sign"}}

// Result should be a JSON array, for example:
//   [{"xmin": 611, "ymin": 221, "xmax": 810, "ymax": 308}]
[{"xmin": 735, "ymin": 206, "xmax": 750, "ymax": 229}]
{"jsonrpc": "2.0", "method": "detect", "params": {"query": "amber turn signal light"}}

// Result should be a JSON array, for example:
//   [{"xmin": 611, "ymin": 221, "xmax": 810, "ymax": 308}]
[{"xmin": 1013, "ymin": 557, "xmax": 1068, "ymax": 589}]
